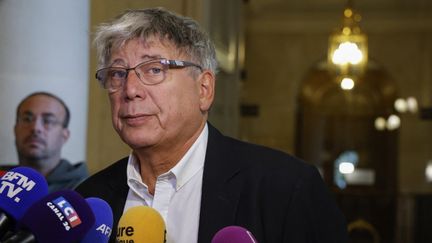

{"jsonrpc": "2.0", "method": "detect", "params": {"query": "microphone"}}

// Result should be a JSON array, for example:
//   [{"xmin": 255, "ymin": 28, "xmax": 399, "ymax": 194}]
[
  {"xmin": 0, "ymin": 166, "xmax": 48, "ymax": 237},
  {"xmin": 116, "ymin": 206, "xmax": 166, "ymax": 243},
  {"xmin": 3, "ymin": 190, "xmax": 95, "ymax": 243},
  {"xmin": 211, "ymin": 226, "xmax": 258, "ymax": 243},
  {"xmin": 80, "ymin": 197, "xmax": 113, "ymax": 243}
]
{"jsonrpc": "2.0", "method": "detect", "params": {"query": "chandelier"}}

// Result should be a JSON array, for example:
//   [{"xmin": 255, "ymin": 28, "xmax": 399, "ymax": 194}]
[{"xmin": 328, "ymin": 1, "xmax": 368, "ymax": 90}]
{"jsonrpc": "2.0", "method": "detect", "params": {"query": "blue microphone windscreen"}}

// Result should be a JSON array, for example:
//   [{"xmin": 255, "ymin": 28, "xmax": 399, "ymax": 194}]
[
  {"xmin": 0, "ymin": 166, "xmax": 48, "ymax": 220},
  {"xmin": 211, "ymin": 226, "xmax": 258, "ymax": 243},
  {"xmin": 18, "ymin": 190, "xmax": 95, "ymax": 243},
  {"xmin": 80, "ymin": 197, "xmax": 113, "ymax": 243}
]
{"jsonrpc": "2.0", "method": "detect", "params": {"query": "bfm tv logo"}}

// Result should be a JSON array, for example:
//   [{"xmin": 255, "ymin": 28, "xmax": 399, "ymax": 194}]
[
  {"xmin": 0, "ymin": 171, "xmax": 36, "ymax": 203},
  {"xmin": 47, "ymin": 196, "xmax": 82, "ymax": 231}
]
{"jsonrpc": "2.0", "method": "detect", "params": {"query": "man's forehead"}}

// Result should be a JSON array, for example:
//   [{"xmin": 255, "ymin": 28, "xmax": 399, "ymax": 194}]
[
  {"xmin": 117, "ymin": 36, "xmax": 179, "ymax": 55},
  {"xmin": 19, "ymin": 95, "xmax": 65, "ymax": 115}
]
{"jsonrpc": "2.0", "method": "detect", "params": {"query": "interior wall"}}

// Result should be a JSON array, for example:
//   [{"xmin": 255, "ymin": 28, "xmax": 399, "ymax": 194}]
[{"xmin": 241, "ymin": 1, "xmax": 432, "ymax": 194}]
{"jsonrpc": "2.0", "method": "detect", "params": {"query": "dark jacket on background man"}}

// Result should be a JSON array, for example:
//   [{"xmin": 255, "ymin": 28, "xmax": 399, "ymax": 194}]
[{"xmin": 47, "ymin": 159, "xmax": 88, "ymax": 192}]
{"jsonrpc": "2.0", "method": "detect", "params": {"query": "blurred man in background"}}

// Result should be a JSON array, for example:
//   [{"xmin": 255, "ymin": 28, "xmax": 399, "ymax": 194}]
[{"xmin": 14, "ymin": 91, "xmax": 88, "ymax": 192}]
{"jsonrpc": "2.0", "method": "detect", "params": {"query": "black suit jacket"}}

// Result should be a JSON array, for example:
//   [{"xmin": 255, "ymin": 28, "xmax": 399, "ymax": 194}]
[{"xmin": 76, "ymin": 124, "xmax": 348, "ymax": 242}]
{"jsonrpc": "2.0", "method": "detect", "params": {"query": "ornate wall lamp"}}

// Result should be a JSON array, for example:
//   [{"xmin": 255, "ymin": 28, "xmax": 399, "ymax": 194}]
[{"xmin": 328, "ymin": 1, "xmax": 368, "ymax": 90}]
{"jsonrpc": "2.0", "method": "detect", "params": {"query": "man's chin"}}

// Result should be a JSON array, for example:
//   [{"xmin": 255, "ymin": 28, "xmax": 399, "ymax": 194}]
[{"xmin": 23, "ymin": 150, "xmax": 46, "ymax": 160}]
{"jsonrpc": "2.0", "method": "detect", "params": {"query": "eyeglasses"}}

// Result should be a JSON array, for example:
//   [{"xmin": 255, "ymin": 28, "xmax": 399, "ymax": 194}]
[
  {"xmin": 17, "ymin": 113, "xmax": 64, "ymax": 130},
  {"xmin": 95, "ymin": 58, "xmax": 203, "ymax": 92}
]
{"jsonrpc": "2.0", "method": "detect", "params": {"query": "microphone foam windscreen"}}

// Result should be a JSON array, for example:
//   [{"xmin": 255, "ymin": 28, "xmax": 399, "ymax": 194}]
[
  {"xmin": 0, "ymin": 166, "xmax": 48, "ymax": 220},
  {"xmin": 117, "ymin": 206, "xmax": 166, "ymax": 243},
  {"xmin": 211, "ymin": 226, "xmax": 258, "ymax": 243},
  {"xmin": 18, "ymin": 190, "xmax": 95, "ymax": 243},
  {"xmin": 80, "ymin": 197, "xmax": 113, "ymax": 243}
]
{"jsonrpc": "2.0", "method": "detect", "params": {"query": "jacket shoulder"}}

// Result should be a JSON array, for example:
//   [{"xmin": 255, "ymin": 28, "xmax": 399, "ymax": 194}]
[{"xmin": 75, "ymin": 157, "xmax": 128, "ymax": 197}]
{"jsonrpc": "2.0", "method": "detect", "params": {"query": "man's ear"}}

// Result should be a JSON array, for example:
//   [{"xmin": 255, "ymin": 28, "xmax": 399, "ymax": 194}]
[
  {"xmin": 13, "ymin": 124, "xmax": 18, "ymax": 137},
  {"xmin": 62, "ymin": 128, "xmax": 70, "ymax": 144},
  {"xmin": 198, "ymin": 70, "xmax": 215, "ymax": 112}
]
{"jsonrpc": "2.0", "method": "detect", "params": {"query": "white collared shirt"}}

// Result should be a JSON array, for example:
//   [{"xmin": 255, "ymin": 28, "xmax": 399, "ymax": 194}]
[{"xmin": 124, "ymin": 124, "xmax": 208, "ymax": 243}]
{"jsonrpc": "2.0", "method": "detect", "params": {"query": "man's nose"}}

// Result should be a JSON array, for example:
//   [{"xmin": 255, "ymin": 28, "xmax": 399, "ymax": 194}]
[
  {"xmin": 30, "ymin": 117, "xmax": 45, "ymax": 131},
  {"xmin": 123, "ymin": 70, "xmax": 148, "ymax": 99}
]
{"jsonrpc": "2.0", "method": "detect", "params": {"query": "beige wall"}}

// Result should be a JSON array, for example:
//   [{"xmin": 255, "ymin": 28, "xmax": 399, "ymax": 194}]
[{"xmin": 241, "ymin": 2, "xmax": 432, "ymax": 194}]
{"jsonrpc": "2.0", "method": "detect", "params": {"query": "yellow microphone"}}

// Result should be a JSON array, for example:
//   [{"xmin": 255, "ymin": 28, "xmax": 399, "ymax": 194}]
[{"xmin": 116, "ymin": 206, "xmax": 166, "ymax": 243}]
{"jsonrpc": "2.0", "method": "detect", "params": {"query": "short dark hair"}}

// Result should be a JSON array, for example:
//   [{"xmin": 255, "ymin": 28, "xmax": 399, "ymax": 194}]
[{"xmin": 16, "ymin": 91, "xmax": 70, "ymax": 128}]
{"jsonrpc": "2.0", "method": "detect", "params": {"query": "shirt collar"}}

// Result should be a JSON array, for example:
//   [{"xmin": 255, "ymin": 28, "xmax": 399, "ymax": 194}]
[
  {"xmin": 171, "ymin": 123, "xmax": 208, "ymax": 190},
  {"xmin": 126, "ymin": 123, "xmax": 208, "ymax": 191}
]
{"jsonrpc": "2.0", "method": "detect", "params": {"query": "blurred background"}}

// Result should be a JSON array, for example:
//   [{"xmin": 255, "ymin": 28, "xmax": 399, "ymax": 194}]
[{"xmin": 1, "ymin": 0, "xmax": 431, "ymax": 242}]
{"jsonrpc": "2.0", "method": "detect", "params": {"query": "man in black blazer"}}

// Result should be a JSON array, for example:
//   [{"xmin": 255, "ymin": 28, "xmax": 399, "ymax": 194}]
[{"xmin": 76, "ymin": 8, "xmax": 348, "ymax": 243}]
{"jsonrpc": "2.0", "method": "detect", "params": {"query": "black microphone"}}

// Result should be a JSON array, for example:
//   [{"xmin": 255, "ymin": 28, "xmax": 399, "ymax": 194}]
[
  {"xmin": 3, "ymin": 190, "xmax": 95, "ymax": 243},
  {"xmin": 0, "ymin": 167, "xmax": 48, "ymax": 238}
]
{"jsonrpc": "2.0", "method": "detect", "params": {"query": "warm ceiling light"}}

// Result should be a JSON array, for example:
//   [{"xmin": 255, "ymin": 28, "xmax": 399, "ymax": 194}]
[
  {"xmin": 426, "ymin": 160, "xmax": 432, "ymax": 182},
  {"xmin": 328, "ymin": 2, "xmax": 368, "ymax": 81},
  {"xmin": 340, "ymin": 77, "xmax": 355, "ymax": 90},
  {"xmin": 386, "ymin": 114, "xmax": 401, "ymax": 130},
  {"xmin": 394, "ymin": 98, "xmax": 408, "ymax": 113},
  {"xmin": 332, "ymin": 42, "xmax": 364, "ymax": 65},
  {"xmin": 406, "ymin": 97, "xmax": 419, "ymax": 113},
  {"xmin": 374, "ymin": 117, "xmax": 386, "ymax": 131}
]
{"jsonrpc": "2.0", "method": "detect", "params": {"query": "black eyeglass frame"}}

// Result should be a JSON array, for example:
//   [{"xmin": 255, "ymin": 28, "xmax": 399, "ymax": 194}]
[{"xmin": 95, "ymin": 58, "xmax": 203, "ymax": 91}]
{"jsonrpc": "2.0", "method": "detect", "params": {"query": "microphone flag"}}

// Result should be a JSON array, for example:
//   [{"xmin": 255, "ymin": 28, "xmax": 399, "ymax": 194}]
[
  {"xmin": 211, "ymin": 225, "xmax": 258, "ymax": 243},
  {"xmin": 7, "ymin": 190, "xmax": 95, "ymax": 243},
  {"xmin": 0, "ymin": 166, "xmax": 48, "ymax": 237},
  {"xmin": 117, "ymin": 206, "xmax": 166, "ymax": 243},
  {"xmin": 80, "ymin": 197, "xmax": 113, "ymax": 243}
]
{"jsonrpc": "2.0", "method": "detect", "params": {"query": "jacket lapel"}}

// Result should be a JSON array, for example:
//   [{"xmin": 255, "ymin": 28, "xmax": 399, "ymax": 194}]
[
  {"xmin": 197, "ymin": 124, "xmax": 243, "ymax": 243},
  {"xmin": 106, "ymin": 158, "xmax": 129, "ymax": 242}
]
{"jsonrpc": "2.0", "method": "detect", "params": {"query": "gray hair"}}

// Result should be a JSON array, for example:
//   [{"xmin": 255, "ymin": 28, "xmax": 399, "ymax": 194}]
[{"xmin": 93, "ymin": 7, "xmax": 218, "ymax": 74}]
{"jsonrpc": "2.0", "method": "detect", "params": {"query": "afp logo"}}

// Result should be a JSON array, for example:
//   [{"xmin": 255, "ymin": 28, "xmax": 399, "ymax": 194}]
[{"xmin": 96, "ymin": 223, "xmax": 112, "ymax": 237}]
